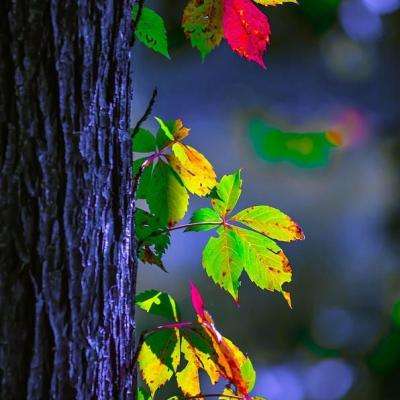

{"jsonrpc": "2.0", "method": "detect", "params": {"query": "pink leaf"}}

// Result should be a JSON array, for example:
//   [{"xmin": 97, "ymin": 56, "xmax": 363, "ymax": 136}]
[
  {"xmin": 223, "ymin": 0, "xmax": 271, "ymax": 68},
  {"xmin": 190, "ymin": 281, "xmax": 205, "ymax": 319}
]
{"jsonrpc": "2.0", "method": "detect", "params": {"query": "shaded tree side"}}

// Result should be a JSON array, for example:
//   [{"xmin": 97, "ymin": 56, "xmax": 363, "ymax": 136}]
[{"xmin": 0, "ymin": 0, "xmax": 137, "ymax": 398}]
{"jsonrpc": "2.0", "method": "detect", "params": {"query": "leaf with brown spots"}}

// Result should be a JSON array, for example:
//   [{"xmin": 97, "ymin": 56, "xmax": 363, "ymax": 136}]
[
  {"xmin": 195, "ymin": 170, "xmax": 303, "ymax": 305},
  {"xmin": 168, "ymin": 143, "xmax": 217, "ymax": 196},
  {"xmin": 190, "ymin": 283, "xmax": 257, "ymax": 398},
  {"xmin": 232, "ymin": 205, "xmax": 305, "ymax": 242},
  {"xmin": 233, "ymin": 226, "xmax": 293, "ymax": 306},
  {"xmin": 202, "ymin": 227, "xmax": 244, "ymax": 301}
]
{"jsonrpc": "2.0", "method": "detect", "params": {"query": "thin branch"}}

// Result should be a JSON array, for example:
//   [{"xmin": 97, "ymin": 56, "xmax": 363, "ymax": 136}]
[
  {"xmin": 168, "ymin": 221, "xmax": 223, "ymax": 232},
  {"xmin": 130, "ymin": 0, "xmax": 145, "ymax": 47},
  {"xmin": 131, "ymin": 87, "xmax": 158, "ymax": 140},
  {"xmin": 137, "ymin": 221, "xmax": 223, "ymax": 250}
]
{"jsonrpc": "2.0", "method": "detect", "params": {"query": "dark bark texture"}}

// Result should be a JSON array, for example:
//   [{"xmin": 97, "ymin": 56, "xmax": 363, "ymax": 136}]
[{"xmin": 0, "ymin": 1, "xmax": 137, "ymax": 399}]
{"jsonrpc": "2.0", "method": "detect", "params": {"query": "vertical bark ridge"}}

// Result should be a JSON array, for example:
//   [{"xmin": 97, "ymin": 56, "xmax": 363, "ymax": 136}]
[{"xmin": 0, "ymin": 0, "xmax": 137, "ymax": 399}]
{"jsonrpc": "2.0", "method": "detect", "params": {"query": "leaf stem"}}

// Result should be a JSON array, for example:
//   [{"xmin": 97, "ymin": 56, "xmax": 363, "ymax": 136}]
[
  {"xmin": 136, "ymin": 221, "xmax": 222, "ymax": 250},
  {"xmin": 168, "ymin": 221, "xmax": 223, "ymax": 232}
]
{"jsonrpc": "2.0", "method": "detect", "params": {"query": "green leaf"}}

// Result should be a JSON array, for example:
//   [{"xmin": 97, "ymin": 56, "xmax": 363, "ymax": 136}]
[
  {"xmin": 137, "ymin": 386, "xmax": 152, "ymax": 400},
  {"xmin": 232, "ymin": 205, "xmax": 304, "ymax": 242},
  {"xmin": 135, "ymin": 208, "xmax": 170, "ymax": 256},
  {"xmin": 133, "ymin": 128, "xmax": 156, "ymax": 152},
  {"xmin": 211, "ymin": 170, "xmax": 242, "ymax": 217},
  {"xmin": 155, "ymin": 117, "xmax": 174, "ymax": 140},
  {"xmin": 136, "ymin": 162, "xmax": 154, "ymax": 199},
  {"xmin": 182, "ymin": 0, "xmax": 223, "ymax": 59},
  {"xmin": 132, "ymin": 6, "xmax": 170, "ymax": 58},
  {"xmin": 240, "ymin": 358, "xmax": 256, "ymax": 392},
  {"xmin": 146, "ymin": 161, "xmax": 189, "ymax": 226},
  {"xmin": 186, "ymin": 207, "xmax": 221, "ymax": 232},
  {"xmin": 138, "ymin": 247, "xmax": 167, "ymax": 272},
  {"xmin": 136, "ymin": 290, "xmax": 180, "ymax": 321},
  {"xmin": 202, "ymin": 227, "xmax": 244, "ymax": 301},
  {"xmin": 234, "ymin": 226, "xmax": 292, "ymax": 305}
]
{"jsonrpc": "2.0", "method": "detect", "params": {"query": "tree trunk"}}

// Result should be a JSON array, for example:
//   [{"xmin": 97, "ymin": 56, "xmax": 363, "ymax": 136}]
[{"xmin": 0, "ymin": 1, "xmax": 137, "ymax": 399}]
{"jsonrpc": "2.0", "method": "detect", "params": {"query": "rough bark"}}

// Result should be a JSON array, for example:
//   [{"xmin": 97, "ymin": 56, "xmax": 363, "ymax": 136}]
[{"xmin": 0, "ymin": 1, "xmax": 137, "ymax": 399}]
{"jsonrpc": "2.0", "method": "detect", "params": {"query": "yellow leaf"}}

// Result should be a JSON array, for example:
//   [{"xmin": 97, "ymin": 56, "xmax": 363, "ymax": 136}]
[
  {"xmin": 168, "ymin": 143, "xmax": 217, "ymax": 196},
  {"xmin": 219, "ymin": 387, "xmax": 237, "ymax": 399},
  {"xmin": 138, "ymin": 342, "xmax": 173, "ymax": 396},
  {"xmin": 177, "ymin": 335, "xmax": 220, "ymax": 396},
  {"xmin": 138, "ymin": 329, "xmax": 180, "ymax": 396},
  {"xmin": 176, "ymin": 338, "xmax": 202, "ymax": 397},
  {"xmin": 253, "ymin": 0, "xmax": 298, "ymax": 6}
]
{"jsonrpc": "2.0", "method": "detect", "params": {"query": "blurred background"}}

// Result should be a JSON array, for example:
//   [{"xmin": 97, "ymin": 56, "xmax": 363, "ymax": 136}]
[{"xmin": 132, "ymin": 0, "xmax": 400, "ymax": 398}]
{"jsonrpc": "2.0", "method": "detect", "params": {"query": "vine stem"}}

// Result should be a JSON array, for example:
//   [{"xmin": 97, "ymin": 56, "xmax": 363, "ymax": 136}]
[
  {"xmin": 136, "ymin": 221, "xmax": 224, "ymax": 250},
  {"xmin": 131, "ymin": 87, "xmax": 158, "ymax": 140},
  {"xmin": 130, "ymin": 0, "xmax": 145, "ymax": 47},
  {"xmin": 168, "ymin": 221, "xmax": 223, "ymax": 232}
]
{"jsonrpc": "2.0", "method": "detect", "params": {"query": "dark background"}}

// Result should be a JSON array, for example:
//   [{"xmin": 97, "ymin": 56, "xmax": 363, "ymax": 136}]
[{"xmin": 133, "ymin": 1, "xmax": 400, "ymax": 398}]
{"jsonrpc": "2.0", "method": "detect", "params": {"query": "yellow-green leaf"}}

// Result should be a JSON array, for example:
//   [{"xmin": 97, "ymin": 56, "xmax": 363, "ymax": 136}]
[
  {"xmin": 231, "ymin": 205, "xmax": 304, "ymax": 242},
  {"xmin": 202, "ymin": 227, "xmax": 244, "ymax": 301},
  {"xmin": 211, "ymin": 170, "xmax": 242, "ymax": 217},
  {"xmin": 138, "ymin": 329, "xmax": 180, "ymax": 396},
  {"xmin": 187, "ymin": 207, "xmax": 222, "ymax": 232},
  {"xmin": 168, "ymin": 143, "xmax": 217, "ymax": 196},
  {"xmin": 241, "ymin": 358, "xmax": 256, "ymax": 392},
  {"xmin": 147, "ymin": 161, "xmax": 189, "ymax": 226},
  {"xmin": 219, "ymin": 387, "xmax": 236, "ymax": 399},
  {"xmin": 234, "ymin": 226, "xmax": 292, "ymax": 306}
]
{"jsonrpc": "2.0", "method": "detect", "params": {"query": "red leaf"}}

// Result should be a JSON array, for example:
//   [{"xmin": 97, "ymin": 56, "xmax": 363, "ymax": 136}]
[
  {"xmin": 190, "ymin": 282, "xmax": 205, "ymax": 320},
  {"xmin": 223, "ymin": 0, "xmax": 271, "ymax": 68}
]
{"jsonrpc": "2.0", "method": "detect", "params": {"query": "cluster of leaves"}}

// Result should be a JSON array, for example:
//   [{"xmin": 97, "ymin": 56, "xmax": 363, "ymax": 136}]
[
  {"xmin": 132, "ymin": 0, "xmax": 298, "ymax": 68},
  {"xmin": 133, "ymin": 118, "xmax": 304, "ymax": 306},
  {"xmin": 247, "ymin": 117, "xmax": 343, "ymax": 168},
  {"xmin": 136, "ymin": 283, "xmax": 267, "ymax": 399}
]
